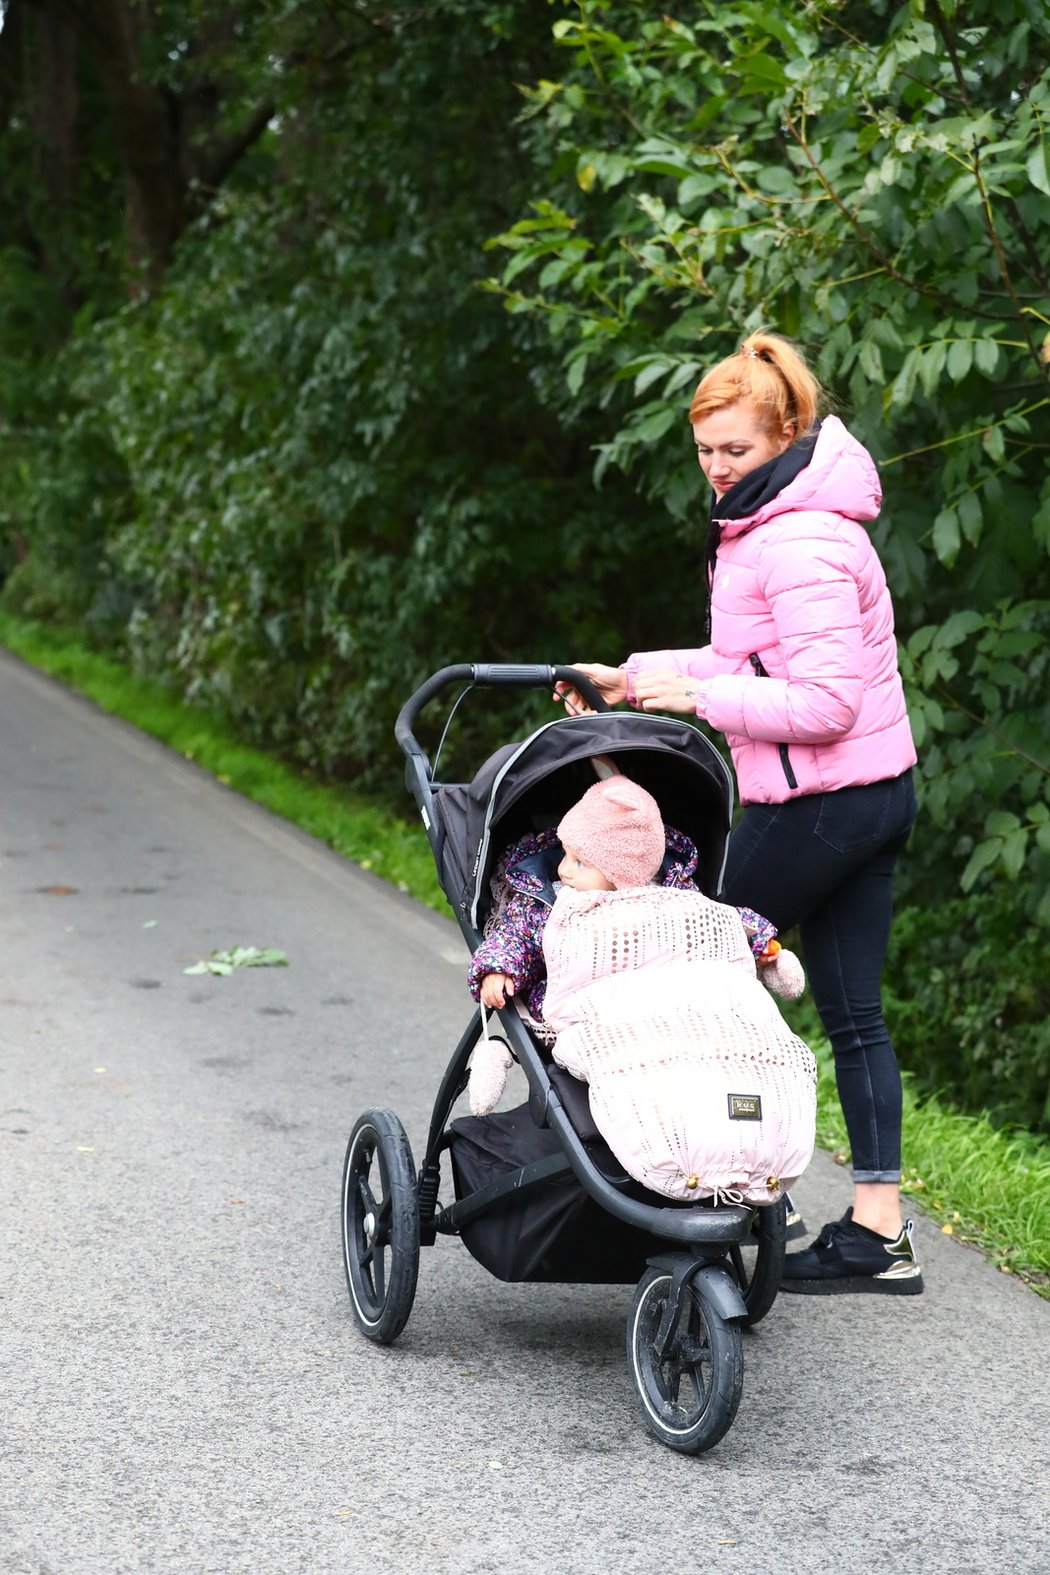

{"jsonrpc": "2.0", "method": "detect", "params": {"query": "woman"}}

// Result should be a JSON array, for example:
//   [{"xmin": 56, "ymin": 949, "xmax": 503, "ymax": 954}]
[{"xmin": 559, "ymin": 331, "xmax": 922, "ymax": 1296}]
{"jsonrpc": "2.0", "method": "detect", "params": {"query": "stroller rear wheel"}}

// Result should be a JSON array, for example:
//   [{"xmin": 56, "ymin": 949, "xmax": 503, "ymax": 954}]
[
  {"xmin": 626, "ymin": 1266, "xmax": 743, "ymax": 1454},
  {"xmin": 341, "ymin": 1108, "xmax": 419, "ymax": 1344},
  {"xmin": 728, "ymin": 1195, "xmax": 788, "ymax": 1327}
]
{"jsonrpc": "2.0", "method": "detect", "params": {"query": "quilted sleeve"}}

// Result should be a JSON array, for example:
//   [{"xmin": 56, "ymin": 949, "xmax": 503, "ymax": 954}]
[
  {"xmin": 702, "ymin": 524, "xmax": 865, "ymax": 744},
  {"xmin": 622, "ymin": 645, "xmax": 719, "ymax": 704},
  {"xmin": 467, "ymin": 890, "xmax": 549, "ymax": 1000}
]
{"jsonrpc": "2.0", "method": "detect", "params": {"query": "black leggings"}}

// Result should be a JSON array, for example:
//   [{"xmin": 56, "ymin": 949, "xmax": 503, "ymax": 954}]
[{"xmin": 720, "ymin": 771, "xmax": 917, "ymax": 1182}]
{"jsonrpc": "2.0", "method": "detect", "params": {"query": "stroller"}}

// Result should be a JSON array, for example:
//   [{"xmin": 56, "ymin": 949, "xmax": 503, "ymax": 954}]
[{"xmin": 340, "ymin": 664, "xmax": 789, "ymax": 1456}]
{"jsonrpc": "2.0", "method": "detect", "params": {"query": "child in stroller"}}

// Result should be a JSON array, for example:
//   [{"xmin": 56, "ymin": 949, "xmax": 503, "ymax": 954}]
[
  {"xmin": 466, "ymin": 775, "xmax": 815, "ymax": 1205},
  {"xmin": 342, "ymin": 662, "xmax": 817, "ymax": 1456}
]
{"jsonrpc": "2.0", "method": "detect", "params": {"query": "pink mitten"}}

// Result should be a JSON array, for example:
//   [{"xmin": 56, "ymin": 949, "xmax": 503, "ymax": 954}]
[
  {"xmin": 469, "ymin": 1037, "xmax": 514, "ymax": 1116},
  {"xmin": 760, "ymin": 946, "xmax": 806, "ymax": 1000}
]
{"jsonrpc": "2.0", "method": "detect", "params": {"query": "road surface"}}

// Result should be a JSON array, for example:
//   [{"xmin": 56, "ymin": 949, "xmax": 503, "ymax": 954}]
[{"xmin": 1, "ymin": 650, "xmax": 1047, "ymax": 1574}]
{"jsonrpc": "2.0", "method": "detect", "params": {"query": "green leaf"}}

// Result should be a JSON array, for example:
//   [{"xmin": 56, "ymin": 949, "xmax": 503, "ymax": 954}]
[
  {"xmin": 677, "ymin": 173, "xmax": 717, "ymax": 208},
  {"xmin": 1033, "ymin": 496, "xmax": 1050, "ymax": 550},
  {"xmin": 956, "ymin": 492, "xmax": 983, "ymax": 546},
  {"xmin": 974, "ymin": 339, "xmax": 1000, "ymax": 376},
  {"xmin": 919, "ymin": 340, "xmax": 947, "ymax": 397},
  {"xmin": 938, "ymin": 609, "xmax": 985, "ymax": 647},
  {"xmin": 907, "ymin": 625, "xmax": 938, "ymax": 658},
  {"xmin": 1027, "ymin": 138, "xmax": 1050, "ymax": 196},
  {"xmin": 633, "ymin": 358, "xmax": 673, "ymax": 395},
  {"xmin": 565, "ymin": 353, "xmax": 589, "ymax": 396},
  {"xmin": 982, "ymin": 424, "xmax": 1006, "ymax": 462},
  {"xmin": 630, "ymin": 154, "xmax": 696, "ymax": 180},
  {"xmin": 946, "ymin": 339, "xmax": 973, "ymax": 382},
  {"xmin": 857, "ymin": 339, "xmax": 884, "ymax": 380},
  {"xmin": 627, "ymin": 406, "xmax": 679, "ymax": 444},
  {"xmin": 183, "ymin": 946, "xmax": 288, "ymax": 976},
  {"xmin": 738, "ymin": 51, "xmax": 788, "ymax": 91},
  {"xmin": 755, "ymin": 165, "xmax": 796, "ymax": 196},
  {"xmin": 889, "ymin": 348, "xmax": 919, "ymax": 408},
  {"xmin": 1002, "ymin": 828, "xmax": 1029, "ymax": 879},
  {"xmin": 960, "ymin": 839, "xmax": 1000, "ymax": 891},
  {"xmin": 932, "ymin": 508, "xmax": 961, "ymax": 566}
]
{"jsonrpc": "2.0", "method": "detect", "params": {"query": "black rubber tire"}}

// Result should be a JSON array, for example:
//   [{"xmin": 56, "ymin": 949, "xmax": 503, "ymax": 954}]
[
  {"xmin": 727, "ymin": 1197, "xmax": 787, "ymax": 1327},
  {"xmin": 341, "ymin": 1108, "xmax": 420, "ymax": 1344},
  {"xmin": 626, "ymin": 1267, "xmax": 744, "ymax": 1454}
]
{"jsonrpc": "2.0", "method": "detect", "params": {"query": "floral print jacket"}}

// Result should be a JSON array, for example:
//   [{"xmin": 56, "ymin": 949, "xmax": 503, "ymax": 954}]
[{"xmin": 467, "ymin": 825, "xmax": 777, "ymax": 1024}]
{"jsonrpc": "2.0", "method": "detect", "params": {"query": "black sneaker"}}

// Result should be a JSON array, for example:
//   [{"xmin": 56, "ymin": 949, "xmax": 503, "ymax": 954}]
[
  {"xmin": 779, "ymin": 1208, "xmax": 924, "ymax": 1296},
  {"xmin": 784, "ymin": 1190, "xmax": 807, "ymax": 1242}
]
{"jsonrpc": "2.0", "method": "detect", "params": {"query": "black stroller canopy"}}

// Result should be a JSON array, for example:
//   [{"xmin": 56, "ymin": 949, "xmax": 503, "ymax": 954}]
[{"xmin": 432, "ymin": 711, "xmax": 735, "ymax": 928}]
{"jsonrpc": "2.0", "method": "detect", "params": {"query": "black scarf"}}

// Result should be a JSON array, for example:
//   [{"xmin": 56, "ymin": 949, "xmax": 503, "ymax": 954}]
[{"xmin": 702, "ymin": 422, "xmax": 822, "ymax": 637}]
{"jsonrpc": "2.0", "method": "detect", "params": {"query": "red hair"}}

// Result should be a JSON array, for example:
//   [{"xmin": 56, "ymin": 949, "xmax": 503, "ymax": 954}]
[{"xmin": 688, "ymin": 331, "xmax": 825, "ymax": 438}]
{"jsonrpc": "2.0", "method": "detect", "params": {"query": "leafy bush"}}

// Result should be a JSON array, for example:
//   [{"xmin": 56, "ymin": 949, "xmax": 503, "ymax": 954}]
[
  {"xmin": 884, "ymin": 895, "xmax": 1050, "ymax": 1134},
  {"xmin": 484, "ymin": 0, "xmax": 1050, "ymax": 920}
]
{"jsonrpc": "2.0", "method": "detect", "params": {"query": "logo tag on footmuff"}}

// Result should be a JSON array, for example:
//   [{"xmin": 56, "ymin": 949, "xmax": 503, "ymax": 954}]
[{"xmin": 728, "ymin": 1094, "xmax": 762, "ymax": 1121}]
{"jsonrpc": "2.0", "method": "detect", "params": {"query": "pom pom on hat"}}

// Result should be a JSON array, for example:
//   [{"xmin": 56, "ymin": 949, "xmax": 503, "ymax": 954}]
[{"xmin": 557, "ymin": 777, "xmax": 665, "ymax": 890}]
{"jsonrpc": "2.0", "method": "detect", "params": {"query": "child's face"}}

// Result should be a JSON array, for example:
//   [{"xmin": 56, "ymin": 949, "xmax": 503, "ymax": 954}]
[{"xmin": 558, "ymin": 844, "xmax": 616, "ymax": 892}]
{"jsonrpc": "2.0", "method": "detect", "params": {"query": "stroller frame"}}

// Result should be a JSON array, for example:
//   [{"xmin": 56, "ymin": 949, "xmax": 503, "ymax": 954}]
[{"xmin": 341, "ymin": 664, "xmax": 788, "ymax": 1455}]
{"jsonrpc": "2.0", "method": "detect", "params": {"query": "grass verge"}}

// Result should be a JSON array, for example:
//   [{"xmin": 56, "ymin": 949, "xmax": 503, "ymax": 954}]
[{"xmin": 3, "ymin": 612, "xmax": 1048, "ymax": 1300}]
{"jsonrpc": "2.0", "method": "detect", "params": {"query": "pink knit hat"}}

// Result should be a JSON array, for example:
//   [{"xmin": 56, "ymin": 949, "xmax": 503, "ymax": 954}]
[{"xmin": 557, "ymin": 777, "xmax": 665, "ymax": 890}]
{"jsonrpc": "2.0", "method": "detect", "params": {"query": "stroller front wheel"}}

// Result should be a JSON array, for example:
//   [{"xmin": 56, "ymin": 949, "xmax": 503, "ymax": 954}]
[
  {"xmin": 626, "ymin": 1266, "xmax": 743, "ymax": 1455},
  {"xmin": 341, "ymin": 1108, "xmax": 420, "ymax": 1344}
]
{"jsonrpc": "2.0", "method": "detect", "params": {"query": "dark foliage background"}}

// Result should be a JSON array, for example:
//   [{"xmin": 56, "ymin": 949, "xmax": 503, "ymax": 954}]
[{"xmin": 1, "ymin": 0, "xmax": 1048, "ymax": 1128}]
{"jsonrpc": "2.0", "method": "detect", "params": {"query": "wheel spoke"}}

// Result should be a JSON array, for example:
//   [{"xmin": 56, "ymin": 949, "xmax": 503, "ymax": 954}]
[
  {"xmin": 660, "ymin": 1352, "xmax": 683, "ymax": 1403},
  {"xmin": 681, "ymin": 1361, "xmax": 706, "ymax": 1414},
  {"xmin": 677, "ymin": 1334, "xmax": 711, "ymax": 1365},
  {"xmin": 372, "ymin": 1196, "xmax": 393, "ymax": 1248},
  {"xmin": 357, "ymin": 1172, "xmax": 379, "ymax": 1218}
]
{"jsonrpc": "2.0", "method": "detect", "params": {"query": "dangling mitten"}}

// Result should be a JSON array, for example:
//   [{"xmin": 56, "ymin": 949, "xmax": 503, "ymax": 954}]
[
  {"xmin": 469, "ymin": 1037, "xmax": 514, "ymax": 1116},
  {"xmin": 757, "ymin": 940, "xmax": 806, "ymax": 1000}
]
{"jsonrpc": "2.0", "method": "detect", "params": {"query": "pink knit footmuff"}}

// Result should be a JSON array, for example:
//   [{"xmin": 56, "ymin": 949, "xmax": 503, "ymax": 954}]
[{"xmin": 541, "ymin": 886, "xmax": 816, "ymax": 1204}]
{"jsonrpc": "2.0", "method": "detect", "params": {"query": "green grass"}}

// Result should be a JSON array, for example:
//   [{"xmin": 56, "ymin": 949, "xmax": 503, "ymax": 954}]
[{"xmin": 3, "ymin": 611, "xmax": 1049, "ymax": 1300}]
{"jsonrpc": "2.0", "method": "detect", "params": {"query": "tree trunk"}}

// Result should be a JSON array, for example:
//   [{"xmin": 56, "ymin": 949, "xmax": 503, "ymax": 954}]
[{"xmin": 52, "ymin": 0, "xmax": 183, "ymax": 285}]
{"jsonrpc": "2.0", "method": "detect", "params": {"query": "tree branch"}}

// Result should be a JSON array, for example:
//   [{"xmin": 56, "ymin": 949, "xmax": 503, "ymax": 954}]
[
  {"xmin": 925, "ymin": 0, "xmax": 1050, "ymax": 391},
  {"xmin": 195, "ymin": 99, "xmax": 277, "ymax": 199},
  {"xmin": 783, "ymin": 112, "xmax": 998, "ymax": 319}
]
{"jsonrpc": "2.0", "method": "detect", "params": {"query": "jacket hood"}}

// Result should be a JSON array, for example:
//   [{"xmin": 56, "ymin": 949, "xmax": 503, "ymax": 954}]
[{"xmin": 718, "ymin": 415, "xmax": 881, "ymax": 539}]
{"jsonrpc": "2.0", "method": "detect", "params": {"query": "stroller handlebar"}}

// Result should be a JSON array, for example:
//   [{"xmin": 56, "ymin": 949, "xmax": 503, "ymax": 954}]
[{"xmin": 394, "ymin": 663, "xmax": 611, "ymax": 760}]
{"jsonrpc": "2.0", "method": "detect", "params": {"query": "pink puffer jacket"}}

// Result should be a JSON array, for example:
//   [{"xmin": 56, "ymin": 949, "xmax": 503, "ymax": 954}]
[{"xmin": 624, "ymin": 416, "xmax": 916, "ymax": 804}]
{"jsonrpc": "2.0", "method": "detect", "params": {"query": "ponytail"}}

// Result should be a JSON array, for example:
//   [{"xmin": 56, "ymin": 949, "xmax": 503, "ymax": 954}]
[{"xmin": 688, "ymin": 331, "xmax": 825, "ymax": 439}]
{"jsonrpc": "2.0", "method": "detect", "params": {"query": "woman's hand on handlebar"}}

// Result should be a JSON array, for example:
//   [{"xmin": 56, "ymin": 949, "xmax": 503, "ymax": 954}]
[
  {"xmin": 633, "ymin": 668, "xmax": 706, "ymax": 715},
  {"xmin": 553, "ymin": 663, "xmax": 628, "ymax": 715}
]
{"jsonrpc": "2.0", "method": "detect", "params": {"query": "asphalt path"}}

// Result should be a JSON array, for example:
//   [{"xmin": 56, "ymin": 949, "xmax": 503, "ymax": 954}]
[{"xmin": 1, "ymin": 650, "xmax": 1048, "ymax": 1575}]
